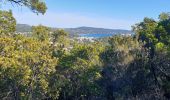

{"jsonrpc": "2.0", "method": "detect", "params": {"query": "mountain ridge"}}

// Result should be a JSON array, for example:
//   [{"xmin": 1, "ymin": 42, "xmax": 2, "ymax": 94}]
[{"xmin": 16, "ymin": 24, "xmax": 132, "ymax": 35}]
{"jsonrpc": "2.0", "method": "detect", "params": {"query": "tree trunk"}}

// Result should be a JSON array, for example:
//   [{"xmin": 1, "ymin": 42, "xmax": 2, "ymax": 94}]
[{"xmin": 149, "ymin": 47, "xmax": 160, "ymax": 88}]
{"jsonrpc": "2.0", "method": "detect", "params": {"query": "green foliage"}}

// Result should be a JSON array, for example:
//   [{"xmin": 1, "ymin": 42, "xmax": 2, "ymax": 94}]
[
  {"xmin": 52, "ymin": 42, "xmax": 104, "ymax": 99},
  {"xmin": 132, "ymin": 12, "xmax": 170, "ymax": 99},
  {"xmin": 0, "ymin": 10, "xmax": 16, "ymax": 36},
  {"xmin": 99, "ymin": 35, "xmax": 144, "ymax": 99},
  {"xmin": 133, "ymin": 16, "xmax": 170, "ymax": 55},
  {"xmin": 4, "ymin": 0, "xmax": 47, "ymax": 14},
  {"xmin": 102, "ymin": 36, "xmax": 140, "ymax": 66},
  {"xmin": 32, "ymin": 25, "xmax": 50, "ymax": 41},
  {"xmin": 0, "ymin": 35, "xmax": 57, "ymax": 99},
  {"xmin": 51, "ymin": 29, "xmax": 69, "ymax": 48},
  {"xmin": 133, "ymin": 17, "xmax": 158, "ymax": 48},
  {"xmin": 159, "ymin": 12, "xmax": 170, "ymax": 21}
]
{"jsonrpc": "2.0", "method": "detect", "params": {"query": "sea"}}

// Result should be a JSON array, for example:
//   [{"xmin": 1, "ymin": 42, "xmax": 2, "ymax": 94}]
[{"xmin": 79, "ymin": 33, "xmax": 115, "ymax": 38}]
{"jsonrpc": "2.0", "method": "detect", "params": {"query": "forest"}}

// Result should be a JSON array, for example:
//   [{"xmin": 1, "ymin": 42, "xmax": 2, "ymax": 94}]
[{"xmin": 1, "ymin": 0, "xmax": 170, "ymax": 100}]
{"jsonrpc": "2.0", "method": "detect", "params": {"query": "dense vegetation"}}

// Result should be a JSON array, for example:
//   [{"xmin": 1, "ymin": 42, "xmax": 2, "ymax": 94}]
[{"xmin": 1, "ymin": 1, "xmax": 170, "ymax": 100}]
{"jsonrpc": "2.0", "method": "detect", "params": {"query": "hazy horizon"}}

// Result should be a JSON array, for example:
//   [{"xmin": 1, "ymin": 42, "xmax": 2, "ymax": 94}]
[{"xmin": 17, "ymin": 23, "xmax": 132, "ymax": 30}]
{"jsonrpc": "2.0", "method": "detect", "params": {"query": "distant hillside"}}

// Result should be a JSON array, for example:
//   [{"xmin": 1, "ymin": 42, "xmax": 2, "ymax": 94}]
[
  {"xmin": 16, "ymin": 24, "xmax": 132, "ymax": 35},
  {"xmin": 16, "ymin": 24, "xmax": 32, "ymax": 32},
  {"xmin": 64, "ymin": 27, "xmax": 132, "ymax": 35}
]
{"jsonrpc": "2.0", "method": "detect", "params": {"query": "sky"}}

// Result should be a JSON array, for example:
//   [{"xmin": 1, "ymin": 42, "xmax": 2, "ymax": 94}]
[{"xmin": 1, "ymin": 0, "xmax": 170, "ymax": 30}]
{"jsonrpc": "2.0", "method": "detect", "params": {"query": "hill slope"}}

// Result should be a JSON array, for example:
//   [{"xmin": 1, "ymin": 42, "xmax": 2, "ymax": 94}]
[
  {"xmin": 16, "ymin": 24, "xmax": 32, "ymax": 32},
  {"xmin": 16, "ymin": 24, "xmax": 132, "ymax": 35},
  {"xmin": 64, "ymin": 27, "xmax": 132, "ymax": 35}
]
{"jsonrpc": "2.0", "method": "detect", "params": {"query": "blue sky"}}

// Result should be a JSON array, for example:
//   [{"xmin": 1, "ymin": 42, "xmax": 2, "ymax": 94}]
[{"xmin": 1, "ymin": 0, "xmax": 170, "ymax": 30}]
